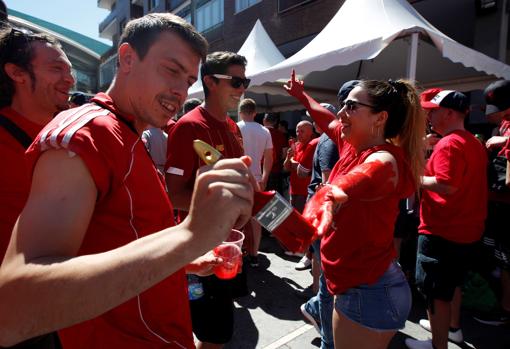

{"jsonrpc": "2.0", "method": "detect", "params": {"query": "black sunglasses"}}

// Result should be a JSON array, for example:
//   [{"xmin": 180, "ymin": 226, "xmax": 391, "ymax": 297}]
[
  {"xmin": 339, "ymin": 99, "xmax": 375, "ymax": 111},
  {"xmin": 211, "ymin": 74, "xmax": 250, "ymax": 89}
]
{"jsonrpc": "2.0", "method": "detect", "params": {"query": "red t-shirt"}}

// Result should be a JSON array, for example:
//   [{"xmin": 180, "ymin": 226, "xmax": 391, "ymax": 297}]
[
  {"xmin": 165, "ymin": 106, "xmax": 244, "ymax": 190},
  {"xmin": 26, "ymin": 94, "xmax": 193, "ymax": 349},
  {"xmin": 289, "ymin": 138, "xmax": 318, "ymax": 196},
  {"xmin": 419, "ymin": 130, "xmax": 488, "ymax": 243},
  {"xmin": 267, "ymin": 126, "xmax": 286, "ymax": 173},
  {"xmin": 0, "ymin": 107, "xmax": 43, "ymax": 261},
  {"xmin": 321, "ymin": 144, "xmax": 415, "ymax": 295}
]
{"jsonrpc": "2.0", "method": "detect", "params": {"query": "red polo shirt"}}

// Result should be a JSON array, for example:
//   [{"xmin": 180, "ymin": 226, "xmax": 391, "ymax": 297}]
[
  {"xmin": 0, "ymin": 107, "xmax": 43, "ymax": 261},
  {"xmin": 26, "ymin": 93, "xmax": 193, "ymax": 349}
]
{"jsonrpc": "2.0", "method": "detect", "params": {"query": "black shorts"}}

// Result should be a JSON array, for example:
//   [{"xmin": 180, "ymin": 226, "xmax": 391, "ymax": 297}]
[
  {"xmin": 482, "ymin": 201, "xmax": 510, "ymax": 270},
  {"xmin": 189, "ymin": 271, "xmax": 247, "ymax": 344},
  {"xmin": 190, "ymin": 292, "xmax": 234, "ymax": 344},
  {"xmin": 415, "ymin": 234, "xmax": 477, "ymax": 302}
]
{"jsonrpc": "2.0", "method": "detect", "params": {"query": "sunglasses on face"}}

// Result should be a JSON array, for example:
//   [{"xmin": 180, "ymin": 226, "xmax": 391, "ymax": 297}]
[
  {"xmin": 339, "ymin": 99, "xmax": 375, "ymax": 112},
  {"xmin": 211, "ymin": 74, "xmax": 251, "ymax": 89}
]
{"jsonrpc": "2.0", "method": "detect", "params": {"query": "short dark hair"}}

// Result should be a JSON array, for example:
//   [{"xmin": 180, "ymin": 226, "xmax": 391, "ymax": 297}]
[
  {"xmin": 200, "ymin": 51, "xmax": 247, "ymax": 97},
  {"xmin": 239, "ymin": 98, "xmax": 256, "ymax": 115},
  {"xmin": 263, "ymin": 113, "xmax": 278, "ymax": 125},
  {"xmin": 0, "ymin": 26, "xmax": 61, "ymax": 108},
  {"xmin": 0, "ymin": 0, "xmax": 7, "ymax": 22},
  {"xmin": 69, "ymin": 92, "xmax": 88, "ymax": 106},
  {"xmin": 183, "ymin": 97, "xmax": 202, "ymax": 114},
  {"xmin": 118, "ymin": 13, "xmax": 208, "ymax": 65}
]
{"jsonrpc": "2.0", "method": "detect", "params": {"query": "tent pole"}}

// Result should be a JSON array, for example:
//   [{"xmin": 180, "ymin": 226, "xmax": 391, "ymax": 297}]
[{"xmin": 406, "ymin": 32, "xmax": 419, "ymax": 85}]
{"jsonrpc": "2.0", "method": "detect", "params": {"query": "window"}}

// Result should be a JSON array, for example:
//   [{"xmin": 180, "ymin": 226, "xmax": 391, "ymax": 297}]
[
  {"xmin": 168, "ymin": 0, "xmax": 188, "ymax": 10},
  {"xmin": 235, "ymin": 0, "xmax": 261, "ymax": 13},
  {"xmin": 278, "ymin": 0, "xmax": 314, "ymax": 13},
  {"xmin": 176, "ymin": 5, "xmax": 192, "ymax": 24},
  {"xmin": 196, "ymin": 0, "xmax": 224, "ymax": 32},
  {"xmin": 148, "ymin": 0, "xmax": 161, "ymax": 11},
  {"xmin": 100, "ymin": 54, "xmax": 118, "ymax": 88}
]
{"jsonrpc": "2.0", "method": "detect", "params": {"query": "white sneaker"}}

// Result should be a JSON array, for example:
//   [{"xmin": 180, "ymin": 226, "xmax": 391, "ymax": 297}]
[
  {"xmin": 295, "ymin": 255, "xmax": 312, "ymax": 270},
  {"xmin": 300, "ymin": 303, "xmax": 320, "ymax": 334},
  {"xmin": 418, "ymin": 319, "xmax": 464, "ymax": 344},
  {"xmin": 284, "ymin": 251, "xmax": 304, "ymax": 257},
  {"xmin": 405, "ymin": 338, "xmax": 433, "ymax": 349}
]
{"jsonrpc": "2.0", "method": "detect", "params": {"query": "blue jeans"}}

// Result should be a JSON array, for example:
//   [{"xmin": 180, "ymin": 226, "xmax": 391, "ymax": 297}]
[
  {"xmin": 334, "ymin": 261, "xmax": 411, "ymax": 331},
  {"xmin": 305, "ymin": 239, "xmax": 334, "ymax": 349}
]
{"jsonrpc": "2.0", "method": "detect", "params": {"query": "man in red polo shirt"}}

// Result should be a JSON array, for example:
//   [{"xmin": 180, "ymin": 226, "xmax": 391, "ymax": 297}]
[
  {"xmin": 284, "ymin": 120, "xmax": 317, "ymax": 213},
  {"xmin": 406, "ymin": 89, "xmax": 488, "ymax": 349},
  {"xmin": 0, "ymin": 26, "xmax": 74, "ymax": 348},
  {"xmin": 0, "ymin": 14, "xmax": 254, "ymax": 348},
  {"xmin": 165, "ymin": 51, "xmax": 249, "ymax": 348}
]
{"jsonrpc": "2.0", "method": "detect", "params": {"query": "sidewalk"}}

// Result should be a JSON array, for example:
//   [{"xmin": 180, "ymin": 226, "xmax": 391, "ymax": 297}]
[{"xmin": 225, "ymin": 235, "xmax": 510, "ymax": 349}]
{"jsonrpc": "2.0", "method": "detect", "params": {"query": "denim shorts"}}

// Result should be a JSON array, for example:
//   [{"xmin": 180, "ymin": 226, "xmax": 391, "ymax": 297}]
[{"xmin": 334, "ymin": 262, "xmax": 411, "ymax": 331}]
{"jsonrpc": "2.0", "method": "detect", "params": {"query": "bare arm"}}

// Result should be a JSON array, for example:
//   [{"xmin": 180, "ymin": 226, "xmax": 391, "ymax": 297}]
[
  {"xmin": 284, "ymin": 70, "xmax": 339, "ymax": 142},
  {"xmin": 0, "ymin": 150, "xmax": 253, "ymax": 346},
  {"xmin": 260, "ymin": 148, "xmax": 273, "ymax": 190},
  {"xmin": 420, "ymin": 176, "xmax": 458, "ymax": 195},
  {"xmin": 329, "ymin": 151, "xmax": 399, "ymax": 204},
  {"xmin": 166, "ymin": 173, "xmax": 192, "ymax": 211},
  {"xmin": 283, "ymin": 147, "xmax": 298, "ymax": 172}
]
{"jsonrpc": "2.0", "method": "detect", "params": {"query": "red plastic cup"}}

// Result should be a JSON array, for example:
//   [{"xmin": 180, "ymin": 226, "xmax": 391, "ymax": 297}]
[{"xmin": 213, "ymin": 230, "xmax": 244, "ymax": 280}]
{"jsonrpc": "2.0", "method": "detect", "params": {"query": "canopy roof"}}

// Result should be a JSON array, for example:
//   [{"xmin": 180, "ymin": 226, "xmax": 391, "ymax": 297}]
[{"xmin": 248, "ymin": 0, "xmax": 510, "ymax": 111}]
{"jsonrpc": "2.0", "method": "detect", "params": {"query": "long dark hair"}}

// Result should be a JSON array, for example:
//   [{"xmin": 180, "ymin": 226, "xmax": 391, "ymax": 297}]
[{"xmin": 360, "ymin": 79, "xmax": 426, "ymax": 187}]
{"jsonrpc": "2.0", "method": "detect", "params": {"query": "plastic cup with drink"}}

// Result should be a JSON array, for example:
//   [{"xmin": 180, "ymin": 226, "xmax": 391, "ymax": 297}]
[{"xmin": 213, "ymin": 229, "xmax": 244, "ymax": 280}]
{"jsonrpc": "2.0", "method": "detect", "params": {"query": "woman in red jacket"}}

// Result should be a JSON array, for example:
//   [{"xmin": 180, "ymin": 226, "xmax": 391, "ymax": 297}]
[{"xmin": 285, "ymin": 71, "xmax": 425, "ymax": 349}]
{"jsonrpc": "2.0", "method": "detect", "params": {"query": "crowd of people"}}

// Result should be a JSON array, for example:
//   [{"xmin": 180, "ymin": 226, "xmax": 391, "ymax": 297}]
[{"xmin": 0, "ymin": 9, "xmax": 509, "ymax": 349}]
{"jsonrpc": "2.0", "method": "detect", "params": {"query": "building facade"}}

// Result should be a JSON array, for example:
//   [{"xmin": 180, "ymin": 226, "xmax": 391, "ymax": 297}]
[{"xmin": 96, "ymin": 0, "xmax": 509, "ymax": 129}]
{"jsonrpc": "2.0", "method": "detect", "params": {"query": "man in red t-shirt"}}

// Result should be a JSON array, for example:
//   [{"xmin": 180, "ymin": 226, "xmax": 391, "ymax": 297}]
[
  {"xmin": 165, "ymin": 51, "xmax": 249, "ymax": 348},
  {"xmin": 0, "ymin": 26, "xmax": 74, "ymax": 348},
  {"xmin": 0, "ymin": 14, "xmax": 254, "ymax": 348},
  {"xmin": 284, "ymin": 120, "xmax": 317, "ymax": 213},
  {"xmin": 406, "ymin": 89, "xmax": 488, "ymax": 349}
]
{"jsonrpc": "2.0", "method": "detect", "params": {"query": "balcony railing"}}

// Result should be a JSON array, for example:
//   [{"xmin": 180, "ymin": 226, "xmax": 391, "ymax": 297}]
[{"xmin": 99, "ymin": 11, "xmax": 119, "ymax": 38}]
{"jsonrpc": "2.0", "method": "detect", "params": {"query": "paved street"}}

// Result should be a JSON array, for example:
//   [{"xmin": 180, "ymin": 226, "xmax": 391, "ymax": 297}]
[{"xmin": 225, "ymin": 235, "xmax": 510, "ymax": 349}]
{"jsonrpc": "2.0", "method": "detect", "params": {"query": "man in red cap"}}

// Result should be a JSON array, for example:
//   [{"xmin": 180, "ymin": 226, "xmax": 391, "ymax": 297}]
[{"xmin": 406, "ymin": 89, "xmax": 488, "ymax": 349}]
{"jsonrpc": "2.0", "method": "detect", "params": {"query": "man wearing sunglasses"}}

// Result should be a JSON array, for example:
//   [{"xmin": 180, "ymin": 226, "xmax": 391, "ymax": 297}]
[
  {"xmin": 165, "ymin": 51, "xmax": 249, "ymax": 348},
  {"xmin": 0, "ymin": 26, "xmax": 74, "ymax": 348}
]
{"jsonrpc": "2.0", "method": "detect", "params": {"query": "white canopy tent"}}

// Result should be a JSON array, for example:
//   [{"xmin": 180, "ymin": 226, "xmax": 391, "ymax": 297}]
[
  {"xmin": 247, "ymin": 0, "xmax": 510, "ymax": 112},
  {"xmin": 187, "ymin": 19, "xmax": 285, "ymax": 106}
]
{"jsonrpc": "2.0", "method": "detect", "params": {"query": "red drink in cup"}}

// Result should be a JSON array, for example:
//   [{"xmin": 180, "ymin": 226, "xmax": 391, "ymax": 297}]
[{"xmin": 213, "ymin": 230, "xmax": 244, "ymax": 280}]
